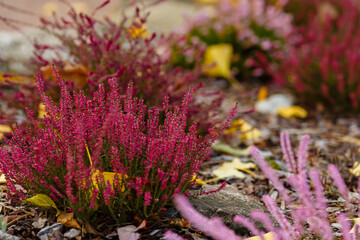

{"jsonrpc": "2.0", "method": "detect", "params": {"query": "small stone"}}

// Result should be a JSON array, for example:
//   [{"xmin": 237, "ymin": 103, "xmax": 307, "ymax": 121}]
[
  {"xmin": 325, "ymin": 207, "xmax": 340, "ymax": 213},
  {"xmin": 64, "ymin": 228, "xmax": 81, "ymax": 239},
  {"xmin": 105, "ymin": 231, "xmax": 119, "ymax": 239},
  {"xmin": 37, "ymin": 223, "xmax": 63, "ymax": 240},
  {"xmin": 0, "ymin": 231, "xmax": 20, "ymax": 240},
  {"xmin": 32, "ymin": 218, "xmax": 47, "ymax": 229},
  {"xmin": 331, "ymin": 222, "xmax": 342, "ymax": 229},
  {"xmin": 270, "ymin": 190, "xmax": 278, "ymax": 200},
  {"xmin": 189, "ymin": 184, "xmax": 274, "ymax": 235},
  {"xmin": 150, "ymin": 229, "xmax": 160, "ymax": 236},
  {"xmin": 163, "ymin": 206, "xmax": 179, "ymax": 218},
  {"xmin": 49, "ymin": 229, "xmax": 63, "ymax": 240}
]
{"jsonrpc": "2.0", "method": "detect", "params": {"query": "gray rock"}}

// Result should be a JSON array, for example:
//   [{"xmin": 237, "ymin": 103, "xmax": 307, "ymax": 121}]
[
  {"xmin": 0, "ymin": 29, "xmax": 62, "ymax": 74},
  {"xmin": 255, "ymin": 94, "xmax": 294, "ymax": 114},
  {"xmin": 64, "ymin": 228, "xmax": 81, "ymax": 239},
  {"xmin": 37, "ymin": 223, "xmax": 63, "ymax": 240},
  {"xmin": 0, "ymin": 231, "xmax": 20, "ymax": 240},
  {"xmin": 189, "ymin": 184, "xmax": 273, "ymax": 235}
]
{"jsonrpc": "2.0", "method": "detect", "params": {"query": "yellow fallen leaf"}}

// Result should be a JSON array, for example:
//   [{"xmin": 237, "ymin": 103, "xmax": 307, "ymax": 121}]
[
  {"xmin": 224, "ymin": 119, "xmax": 262, "ymax": 141},
  {"xmin": 0, "ymin": 174, "xmax": 6, "ymax": 184},
  {"xmin": 204, "ymin": 177, "xmax": 220, "ymax": 184},
  {"xmin": 241, "ymin": 168, "xmax": 258, "ymax": 178},
  {"xmin": 339, "ymin": 136, "xmax": 360, "ymax": 146},
  {"xmin": 25, "ymin": 194, "xmax": 61, "ymax": 216},
  {"xmin": 202, "ymin": 44, "xmax": 233, "ymax": 79},
  {"xmin": 257, "ymin": 86, "xmax": 268, "ymax": 101},
  {"xmin": 38, "ymin": 103, "xmax": 46, "ymax": 118},
  {"xmin": 212, "ymin": 143, "xmax": 250, "ymax": 156},
  {"xmin": 0, "ymin": 125, "xmax": 12, "ymax": 140},
  {"xmin": 239, "ymin": 121, "xmax": 262, "ymax": 141},
  {"xmin": 277, "ymin": 106, "xmax": 308, "ymax": 118},
  {"xmin": 0, "ymin": 73, "xmax": 29, "ymax": 84},
  {"xmin": 0, "ymin": 125, "xmax": 11, "ymax": 133},
  {"xmin": 0, "ymin": 175, "xmax": 6, "ymax": 184},
  {"xmin": 86, "ymin": 144, "xmax": 126, "ymax": 192},
  {"xmin": 214, "ymin": 168, "xmax": 246, "ymax": 179},
  {"xmin": 246, "ymin": 232, "xmax": 277, "ymax": 240},
  {"xmin": 191, "ymin": 174, "xmax": 205, "ymax": 184},
  {"xmin": 213, "ymin": 158, "xmax": 256, "ymax": 179},
  {"xmin": 40, "ymin": 63, "xmax": 89, "ymax": 89},
  {"xmin": 350, "ymin": 162, "xmax": 360, "ymax": 176},
  {"xmin": 196, "ymin": 178, "xmax": 206, "ymax": 185},
  {"xmin": 349, "ymin": 218, "xmax": 360, "ymax": 234},
  {"xmin": 92, "ymin": 170, "xmax": 125, "ymax": 192},
  {"xmin": 57, "ymin": 212, "xmax": 81, "ymax": 229},
  {"xmin": 191, "ymin": 174, "xmax": 197, "ymax": 182}
]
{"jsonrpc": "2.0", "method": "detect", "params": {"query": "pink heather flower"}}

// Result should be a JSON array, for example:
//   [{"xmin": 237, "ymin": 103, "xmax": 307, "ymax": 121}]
[
  {"xmin": 144, "ymin": 192, "xmax": 152, "ymax": 207},
  {"xmin": 262, "ymin": 195, "xmax": 298, "ymax": 239},
  {"xmin": 337, "ymin": 213, "xmax": 352, "ymax": 240},
  {"xmin": 233, "ymin": 215, "xmax": 263, "ymax": 237},
  {"xmin": 194, "ymin": 182, "xmax": 227, "ymax": 196},
  {"xmin": 164, "ymin": 230, "xmax": 185, "ymax": 240},
  {"xmin": 287, "ymin": 174, "xmax": 313, "ymax": 209},
  {"xmin": 249, "ymin": 210, "xmax": 275, "ymax": 233},
  {"xmin": 328, "ymin": 164, "xmax": 349, "ymax": 202},
  {"xmin": 173, "ymin": 194, "xmax": 241, "ymax": 240},
  {"xmin": 308, "ymin": 169, "xmax": 328, "ymax": 218},
  {"xmin": 280, "ymin": 131, "xmax": 296, "ymax": 173},
  {"xmin": 90, "ymin": 189, "xmax": 99, "ymax": 209},
  {"xmin": 296, "ymin": 134, "xmax": 310, "ymax": 174},
  {"xmin": 103, "ymin": 182, "xmax": 115, "ymax": 206},
  {"xmin": 250, "ymin": 146, "xmax": 290, "ymax": 203}
]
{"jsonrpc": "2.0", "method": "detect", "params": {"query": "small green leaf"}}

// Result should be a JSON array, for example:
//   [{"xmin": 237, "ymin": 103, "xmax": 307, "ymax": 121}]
[
  {"xmin": 25, "ymin": 194, "xmax": 61, "ymax": 216},
  {"xmin": 212, "ymin": 143, "xmax": 249, "ymax": 157}
]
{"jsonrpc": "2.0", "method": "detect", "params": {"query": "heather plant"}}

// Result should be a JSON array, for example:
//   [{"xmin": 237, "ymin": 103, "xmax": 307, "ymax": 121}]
[
  {"xmin": 283, "ymin": 0, "xmax": 343, "ymax": 26},
  {"xmin": 0, "ymin": 67, "xmax": 236, "ymax": 223},
  {"xmin": 31, "ymin": 1, "xmax": 223, "ymax": 132},
  {"xmin": 272, "ymin": 0, "xmax": 360, "ymax": 113},
  {"xmin": 166, "ymin": 132, "xmax": 360, "ymax": 240},
  {"xmin": 168, "ymin": 0, "xmax": 292, "ymax": 81},
  {"xmin": 0, "ymin": 1, "xmax": 223, "ymax": 132},
  {"xmin": 0, "ymin": 79, "xmax": 40, "ymax": 125}
]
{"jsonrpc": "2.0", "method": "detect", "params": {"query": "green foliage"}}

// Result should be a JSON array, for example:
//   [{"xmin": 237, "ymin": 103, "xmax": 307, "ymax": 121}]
[{"xmin": 0, "ymin": 216, "xmax": 7, "ymax": 233}]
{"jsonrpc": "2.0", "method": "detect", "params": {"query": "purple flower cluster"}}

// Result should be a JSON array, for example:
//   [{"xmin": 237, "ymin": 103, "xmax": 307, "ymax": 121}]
[
  {"xmin": 167, "ymin": 132, "xmax": 360, "ymax": 239},
  {"xmin": 0, "ymin": 66, "xmax": 236, "ymax": 222},
  {"xmin": 273, "ymin": 0, "xmax": 360, "ymax": 113}
]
